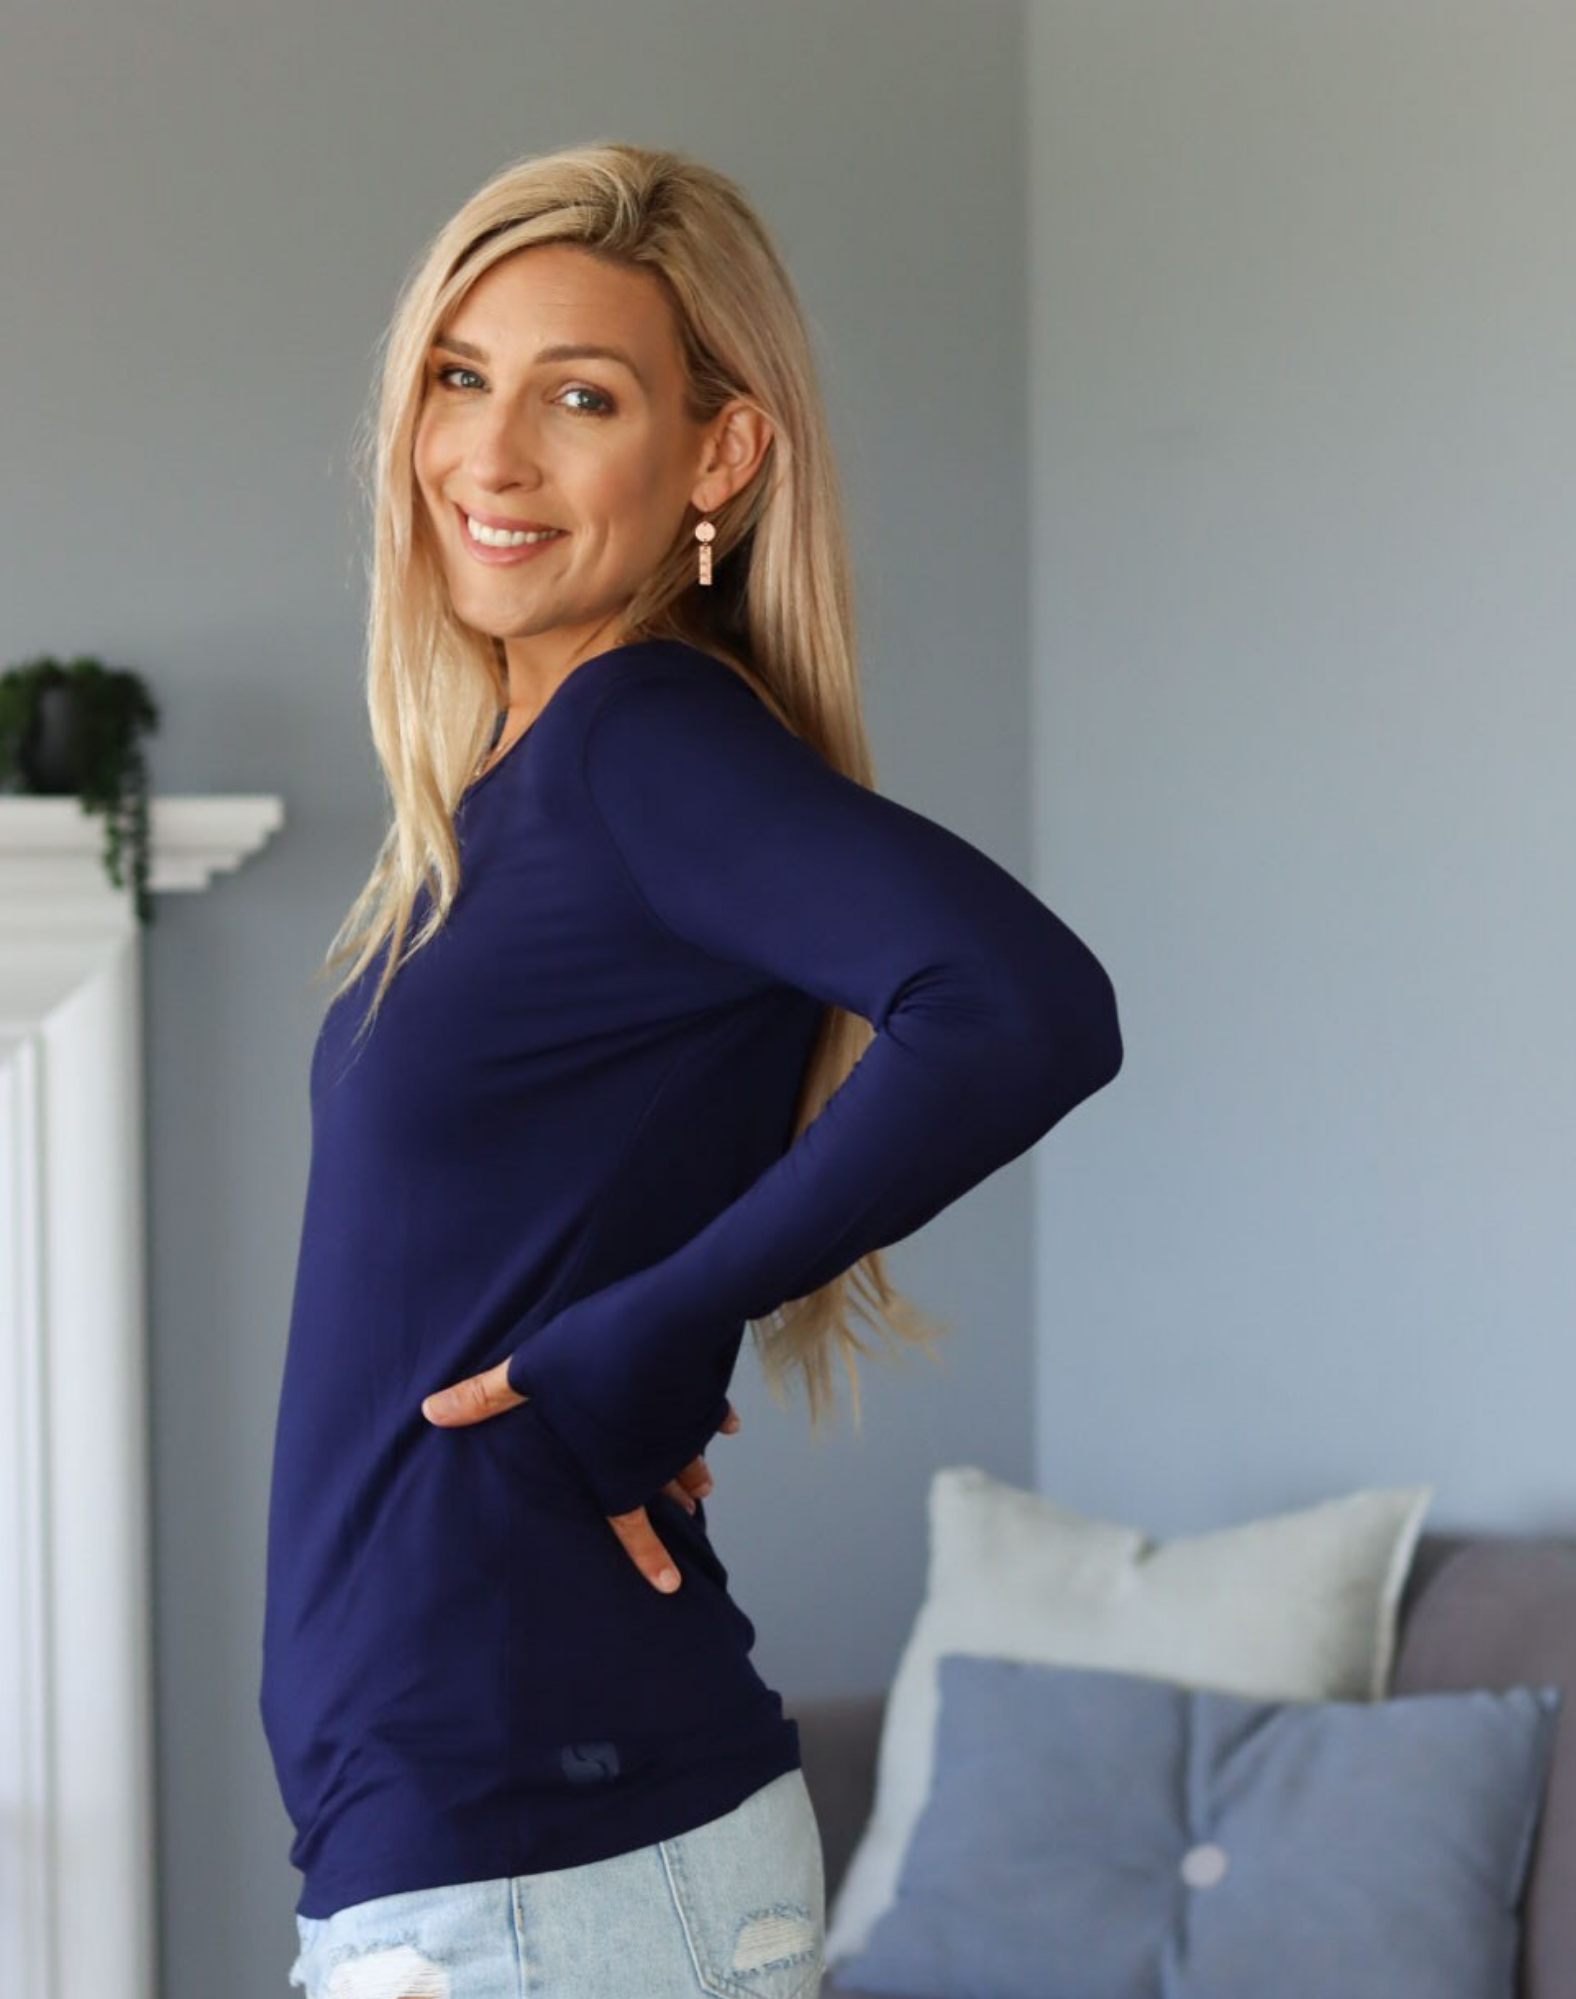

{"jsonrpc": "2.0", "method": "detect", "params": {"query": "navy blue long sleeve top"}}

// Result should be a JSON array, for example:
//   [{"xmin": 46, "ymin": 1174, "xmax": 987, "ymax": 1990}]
[{"xmin": 260, "ymin": 635, "xmax": 1123, "ymax": 1920}]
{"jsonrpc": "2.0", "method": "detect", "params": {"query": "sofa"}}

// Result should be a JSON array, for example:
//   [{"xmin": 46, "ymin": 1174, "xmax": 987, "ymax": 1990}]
[{"xmin": 792, "ymin": 1528, "xmax": 1576, "ymax": 1999}]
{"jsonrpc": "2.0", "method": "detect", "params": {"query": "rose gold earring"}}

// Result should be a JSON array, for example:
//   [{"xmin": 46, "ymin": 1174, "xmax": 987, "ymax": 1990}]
[{"xmin": 695, "ymin": 517, "xmax": 716, "ymax": 587}]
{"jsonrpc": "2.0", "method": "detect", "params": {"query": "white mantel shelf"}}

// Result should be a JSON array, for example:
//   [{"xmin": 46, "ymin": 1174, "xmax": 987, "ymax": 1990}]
[
  {"xmin": 1, "ymin": 791, "xmax": 284, "ymax": 902},
  {"xmin": 0, "ymin": 789, "xmax": 284, "ymax": 1999}
]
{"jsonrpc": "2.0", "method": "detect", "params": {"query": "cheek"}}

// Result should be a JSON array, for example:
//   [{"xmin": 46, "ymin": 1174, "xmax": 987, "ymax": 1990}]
[
  {"xmin": 412, "ymin": 411, "xmax": 436, "ymax": 466},
  {"xmin": 586, "ymin": 443, "xmax": 681, "ymax": 542},
  {"xmin": 412, "ymin": 404, "xmax": 456, "ymax": 485}
]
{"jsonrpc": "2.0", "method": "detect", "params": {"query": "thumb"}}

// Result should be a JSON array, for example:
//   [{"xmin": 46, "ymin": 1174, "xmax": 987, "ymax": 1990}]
[{"xmin": 421, "ymin": 1358, "xmax": 524, "ymax": 1426}]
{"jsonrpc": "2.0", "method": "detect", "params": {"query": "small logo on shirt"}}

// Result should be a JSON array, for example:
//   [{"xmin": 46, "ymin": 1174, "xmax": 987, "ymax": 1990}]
[{"xmin": 559, "ymin": 1741, "xmax": 621, "ymax": 1784}]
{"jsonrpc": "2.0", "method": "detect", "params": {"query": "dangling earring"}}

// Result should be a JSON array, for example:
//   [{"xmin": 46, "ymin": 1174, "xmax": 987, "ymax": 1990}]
[{"xmin": 694, "ymin": 517, "xmax": 716, "ymax": 587}]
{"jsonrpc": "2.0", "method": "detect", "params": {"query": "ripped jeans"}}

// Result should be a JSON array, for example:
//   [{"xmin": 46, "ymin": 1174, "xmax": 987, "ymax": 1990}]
[{"xmin": 286, "ymin": 1768, "xmax": 825, "ymax": 1999}]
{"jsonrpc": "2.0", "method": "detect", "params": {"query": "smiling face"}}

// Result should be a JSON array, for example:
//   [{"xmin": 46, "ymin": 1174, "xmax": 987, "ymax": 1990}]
[{"xmin": 413, "ymin": 241, "xmax": 754, "ymax": 696}]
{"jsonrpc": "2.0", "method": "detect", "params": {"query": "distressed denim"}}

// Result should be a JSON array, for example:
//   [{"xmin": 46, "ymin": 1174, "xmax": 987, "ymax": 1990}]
[{"xmin": 286, "ymin": 1768, "xmax": 825, "ymax": 1999}]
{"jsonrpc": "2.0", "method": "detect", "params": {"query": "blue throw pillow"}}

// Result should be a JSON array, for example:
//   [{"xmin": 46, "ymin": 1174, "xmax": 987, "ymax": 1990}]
[{"xmin": 839, "ymin": 1652, "xmax": 1560, "ymax": 1999}]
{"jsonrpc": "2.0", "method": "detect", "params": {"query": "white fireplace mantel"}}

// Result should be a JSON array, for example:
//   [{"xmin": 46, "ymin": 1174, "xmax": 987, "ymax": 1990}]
[{"xmin": 0, "ymin": 792, "xmax": 284, "ymax": 1999}]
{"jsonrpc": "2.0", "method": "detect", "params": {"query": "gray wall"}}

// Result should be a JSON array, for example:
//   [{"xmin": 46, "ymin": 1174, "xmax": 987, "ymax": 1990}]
[
  {"xmin": 1, "ymin": 3, "xmax": 1030, "ymax": 1992},
  {"xmin": 1027, "ymin": 0, "xmax": 1576, "ymax": 1533}
]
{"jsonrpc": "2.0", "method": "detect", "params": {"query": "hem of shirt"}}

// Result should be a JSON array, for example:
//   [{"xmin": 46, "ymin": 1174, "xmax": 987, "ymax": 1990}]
[{"xmin": 293, "ymin": 1717, "xmax": 803, "ymax": 1922}]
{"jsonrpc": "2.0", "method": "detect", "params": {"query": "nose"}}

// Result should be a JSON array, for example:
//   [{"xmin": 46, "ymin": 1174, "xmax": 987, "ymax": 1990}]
[{"xmin": 463, "ymin": 395, "xmax": 543, "ymax": 494}]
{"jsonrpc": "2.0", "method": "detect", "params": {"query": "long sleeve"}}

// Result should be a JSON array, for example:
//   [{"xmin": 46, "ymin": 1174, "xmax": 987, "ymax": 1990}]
[{"xmin": 505, "ymin": 663, "xmax": 1123, "ymax": 1514}]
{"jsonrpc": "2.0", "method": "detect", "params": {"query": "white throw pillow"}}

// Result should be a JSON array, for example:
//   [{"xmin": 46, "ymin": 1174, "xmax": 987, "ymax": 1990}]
[{"xmin": 823, "ymin": 1467, "xmax": 1433, "ymax": 1968}]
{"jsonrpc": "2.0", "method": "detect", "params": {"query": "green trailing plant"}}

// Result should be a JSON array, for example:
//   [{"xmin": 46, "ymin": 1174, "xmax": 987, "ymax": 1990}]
[{"xmin": 0, "ymin": 653, "xmax": 161, "ymax": 923}]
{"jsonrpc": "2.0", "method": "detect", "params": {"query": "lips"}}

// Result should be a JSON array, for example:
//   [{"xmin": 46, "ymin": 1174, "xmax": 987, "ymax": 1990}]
[
  {"xmin": 457, "ymin": 503, "xmax": 562, "ymax": 532},
  {"xmin": 451, "ymin": 502, "xmax": 568, "ymax": 567}
]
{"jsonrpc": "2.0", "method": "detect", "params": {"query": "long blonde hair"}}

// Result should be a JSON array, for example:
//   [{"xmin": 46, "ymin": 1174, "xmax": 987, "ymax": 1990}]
[{"xmin": 324, "ymin": 138, "xmax": 951, "ymax": 1435}]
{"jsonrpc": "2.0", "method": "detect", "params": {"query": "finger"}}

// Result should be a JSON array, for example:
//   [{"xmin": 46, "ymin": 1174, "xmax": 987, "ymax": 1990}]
[
  {"xmin": 720, "ymin": 1400, "xmax": 742, "ymax": 1435},
  {"xmin": 421, "ymin": 1359, "xmax": 526, "ymax": 1425},
  {"xmin": 606, "ymin": 1505, "xmax": 682, "ymax": 1593},
  {"xmin": 663, "ymin": 1455, "xmax": 713, "ymax": 1512},
  {"xmin": 676, "ymin": 1454, "xmax": 714, "ymax": 1500}
]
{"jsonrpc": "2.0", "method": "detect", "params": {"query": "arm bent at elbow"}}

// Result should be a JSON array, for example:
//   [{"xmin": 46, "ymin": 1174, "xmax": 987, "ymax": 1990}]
[{"xmin": 505, "ymin": 660, "xmax": 1124, "ymax": 1515}]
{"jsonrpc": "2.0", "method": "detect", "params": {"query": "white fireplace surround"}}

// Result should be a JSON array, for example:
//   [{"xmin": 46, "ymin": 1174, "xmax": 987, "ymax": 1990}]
[{"xmin": 0, "ymin": 793, "xmax": 283, "ymax": 1999}]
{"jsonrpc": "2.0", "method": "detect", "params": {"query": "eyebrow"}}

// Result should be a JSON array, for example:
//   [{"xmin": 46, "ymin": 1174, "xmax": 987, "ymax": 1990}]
[{"xmin": 430, "ymin": 334, "xmax": 647, "ymax": 392}]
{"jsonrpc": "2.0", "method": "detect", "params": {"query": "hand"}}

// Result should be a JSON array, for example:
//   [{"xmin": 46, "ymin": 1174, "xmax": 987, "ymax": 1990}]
[{"xmin": 421, "ymin": 1362, "xmax": 742, "ymax": 1595}]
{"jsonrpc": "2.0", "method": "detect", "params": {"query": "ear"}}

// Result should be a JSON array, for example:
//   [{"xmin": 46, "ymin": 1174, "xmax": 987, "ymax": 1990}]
[{"xmin": 691, "ymin": 399, "xmax": 774, "ymax": 514}]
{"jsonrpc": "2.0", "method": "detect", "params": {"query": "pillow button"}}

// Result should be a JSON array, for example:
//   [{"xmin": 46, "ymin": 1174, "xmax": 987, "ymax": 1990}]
[{"xmin": 1179, "ymin": 1841, "xmax": 1230, "ymax": 1889}]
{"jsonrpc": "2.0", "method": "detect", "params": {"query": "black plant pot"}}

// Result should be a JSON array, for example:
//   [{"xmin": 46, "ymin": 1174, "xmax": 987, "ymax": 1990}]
[{"xmin": 19, "ymin": 682, "xmax": 87, "ymax": 794}]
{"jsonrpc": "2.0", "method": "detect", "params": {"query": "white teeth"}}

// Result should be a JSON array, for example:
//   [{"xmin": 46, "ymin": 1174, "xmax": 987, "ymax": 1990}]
[{"xmin": 466, "ymin": 516, "xmax": 563, "ymax": 548}]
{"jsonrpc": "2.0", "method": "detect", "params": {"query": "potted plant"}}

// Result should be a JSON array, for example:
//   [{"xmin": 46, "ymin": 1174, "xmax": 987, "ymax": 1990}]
[{"xmin": 0, "ymin": 653, "xmax": 162, "ymax": 924}]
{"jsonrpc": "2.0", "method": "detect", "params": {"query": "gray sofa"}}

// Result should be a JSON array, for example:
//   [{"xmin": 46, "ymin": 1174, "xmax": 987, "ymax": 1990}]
[{"xmin": 791, "ymin": 1530, "xmax": 1576, "ymax": 1999}]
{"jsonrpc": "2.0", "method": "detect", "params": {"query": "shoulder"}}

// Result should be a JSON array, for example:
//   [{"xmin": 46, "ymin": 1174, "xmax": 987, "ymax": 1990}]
[
  {"xmin": 578, "ymin": 639, "xmax": 801, "ymax": 766},
  {"xmin": 518, "ymin": 639, "xmax": 808, "ymax": 832},
  {"xmin": 531, "ymin": 637, "xmax": 764, "ymax": 748},
  {"xmin": 575, "ymin": 641, "xmax": 851, "ymax": 844},
  {"xmin": 587, "ymin": 637, "xmax": 766, "ymax": 715}
]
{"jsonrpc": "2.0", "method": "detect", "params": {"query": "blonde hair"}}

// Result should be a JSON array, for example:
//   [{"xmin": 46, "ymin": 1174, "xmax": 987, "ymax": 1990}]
[{"xmin": 324, "ymin": 138, "xmax": 950, "ymax": 1436}]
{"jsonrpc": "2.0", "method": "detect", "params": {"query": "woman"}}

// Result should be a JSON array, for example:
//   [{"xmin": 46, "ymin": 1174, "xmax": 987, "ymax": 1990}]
[{"xmin": 263, "ymin": 139, "xmax": 1123, "ymax": 1999}]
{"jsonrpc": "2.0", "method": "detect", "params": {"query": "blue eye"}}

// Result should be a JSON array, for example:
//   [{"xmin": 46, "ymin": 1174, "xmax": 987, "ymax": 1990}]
[
  {"xmin": 559, "ymin": 384, "xmax": 615, "ymax": 415},
  {"xmin": 434, "ymin": 364, "xmax": 482, "ymax": 390}
]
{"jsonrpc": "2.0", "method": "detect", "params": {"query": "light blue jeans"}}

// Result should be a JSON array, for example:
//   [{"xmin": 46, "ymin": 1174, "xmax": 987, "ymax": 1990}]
[{"xmin": 286, "ymin": 1768, "xmax": 825, "ymax": 1999}]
